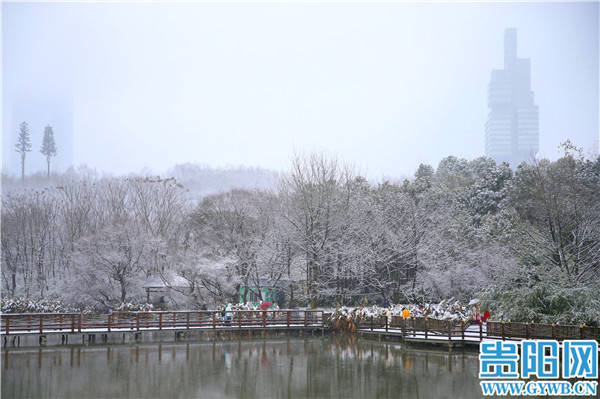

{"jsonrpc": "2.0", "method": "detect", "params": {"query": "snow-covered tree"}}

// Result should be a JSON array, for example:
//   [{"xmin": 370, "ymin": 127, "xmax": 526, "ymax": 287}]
[
  {"xmin": 1, "ymin": 148, "xmax": 597, "ymax": 323},
  {"xmin": 509, "ymin": 147, "xmax": 600, "ymax": 284},
  {"xmin": 279, "ymin": 153, "xmax": 356, "ymax": 307},
  {"xmin": 67, "ymin": 222, "xmax": 160, "ymax": 307},
  {"xmin": 40, "ymin": 125, "xmax": 57, "ymax": 177},
  {"xmin": 15, "ymin": 121, "xmax": 32, "ymax": 181}
]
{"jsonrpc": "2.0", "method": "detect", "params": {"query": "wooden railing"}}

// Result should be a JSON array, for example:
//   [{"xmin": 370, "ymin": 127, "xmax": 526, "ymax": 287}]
[
  {"xmin": 0, "ymin": 310, "xmax": 324, "ymax": 335},
  {"xmin": 350, "ymin": 316, "xmax": 600, "ymax": 342},
  {"xmin": 4, "ymin": 311, "xmax": 596, "ymax": 342},
  {"xmin": 485, "ymin": 320, "xmax": 599, "ymax": 341}
]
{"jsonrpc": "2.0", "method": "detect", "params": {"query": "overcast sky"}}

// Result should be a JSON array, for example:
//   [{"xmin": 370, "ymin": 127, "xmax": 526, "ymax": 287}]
[{"xmin": 2, "ymin": 1, "xmax": 598, "ymax": 178}]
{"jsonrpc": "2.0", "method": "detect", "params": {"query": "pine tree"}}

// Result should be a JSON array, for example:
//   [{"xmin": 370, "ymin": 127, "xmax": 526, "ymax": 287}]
[
  {"xmin": 15, "ymin": 121, "xmax": 32, "ymax": 181},
  {"xmin": 40, "ymin": 125, "xmax": 58, "ymax": 177}
]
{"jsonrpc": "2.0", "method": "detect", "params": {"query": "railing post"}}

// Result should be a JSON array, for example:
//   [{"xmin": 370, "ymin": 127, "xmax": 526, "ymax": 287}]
[
  {"xmin": 39, "ymin": 315, "xmax": 43, "ymax": 334},
  {"xmin": 173, "ymin": 312, "xmax": 176, "ymax": 328},
  {"xmin": 424, "ymin": 318, "xmax": 428, "ymax": 339},
  {"xmin": 402, "ymin": 318, "xmax": 406, "ymax": 340},
  {"xmin": 552, "ymin": 323, "xmax": 556, "ymax": 340},
  {"xmin": 5, "ymin": 315, "xmax": 9, "ymax": 335},
  {"xmin": 78, "ymin": 314, "xmax": 82, "ymax": 332},
  {"xmin": 370, "ymin": 316, "xmax": 373, "ymax": 332},
  {"xmin": 108, "ymin": 314, "xmax": 112, "ymax": 332},
  {"xmin": 304, "ymin": 311, "xmax": 308, "ymax": 327},
  {"xmin": 501, "ymin": 321, "xmax": 505, "ymax": 341},
  {"xmin": 262, "ymin": 311, "xmax": 266, "ymax": 328},
  {"xmin": 159, "ymin": 313, "xmax": 163, "ymax": 330},
  {"xmin": 71, "ymin": 314, "xmax": 75, "ymax": 333},
  {"xmin": 448, "ymin": 323, "xmax": 451, "ymax": 343},
  {"xmin": 479, "ymin": 322, "xmax": 483, "ymax": 341},
  {"xmin": 579, "ymin": 324, "xmax": 584, "ymax": 339},
  {"xmin": 28, "ymin": 315, "xmax": 32, "ymax": 332},
  {"xmin": 212, "ymin": 312, "xmax": 216, "ymax": 329},
  {"xmin": 238, "ymin": 311, "xmax": 242, "ymax": 329},
  {"xmin": 287, "ymin": 311, "xmax": 291, "ymax": 328},
  {"xmin": 186, "ymin": 312, "xmax": 190, "ymax": 329},
  {"xmin": 136, "ymin": 313, "xmax": 140, "ymax": 331},
  {"xmin": 385, "ymin": 315, "xmax": 388, "ymax": 332},
  {"xmin": 525, "ymin": 322, "xmax": 529, "ymax": 339},
  {"xmin": 59, "ymin": 314, "xmax": 63, "ymax": 331},
  {"xmin": 461, "ymin": 320, "xmax": 464, "ymax": 342}
]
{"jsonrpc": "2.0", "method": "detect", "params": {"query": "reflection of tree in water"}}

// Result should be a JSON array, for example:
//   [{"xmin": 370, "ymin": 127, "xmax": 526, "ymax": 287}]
[
  {"xmin": 2, "ymin": 338, "xmax": 483, "ymax": 399},
  {"xmin": 260, "ymin": 341, "xmax": 269, "ymax": 368},
  {"xmin": 328, "ymin": 332, "xmax": 359, "ymax": 348}
]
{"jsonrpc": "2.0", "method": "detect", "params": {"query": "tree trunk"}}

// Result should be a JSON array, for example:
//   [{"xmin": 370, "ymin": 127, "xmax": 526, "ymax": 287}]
[
  {"xmin": 21, "ymin": 153, "xmax": 25, "ymax": 181},
  {"xmin": 288, "ymin": 284, "xmax": 294, "ymax": 308},
  {"xmin": 47, "ymin": 157, "xmax": 50, "ymax": 177},
  {"xmin": 120, "ymin": 277, "xmax": 127, "ymax": 303},
  {"xmin": 11, "ymin": 271, "xmax": 16, "ymax": 296}
]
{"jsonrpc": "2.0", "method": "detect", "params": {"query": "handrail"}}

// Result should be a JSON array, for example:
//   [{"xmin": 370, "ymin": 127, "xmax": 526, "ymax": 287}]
[
  {"xmin": 3, "ymin": 311, "xmax": 596, "ymax": 342},
  {"xmin": 1, "ymin": 309, "xmax": 322, "ymax": 317},
  {"xmin": 0, "ymin": 312, "xmax": 81, "ymax": 317},
  {"xmin": 351, "ymin": 315, "xmax": 599, "ymax": 342},
  {"xmin": 0, "ymin": 309, "xmax": 325, "ymax": 335}
]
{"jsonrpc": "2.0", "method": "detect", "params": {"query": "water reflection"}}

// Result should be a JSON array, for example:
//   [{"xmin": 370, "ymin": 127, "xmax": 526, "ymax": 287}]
[{"xmin": 2, "ymin": 337, "xmax": 483, "ymax": 398}]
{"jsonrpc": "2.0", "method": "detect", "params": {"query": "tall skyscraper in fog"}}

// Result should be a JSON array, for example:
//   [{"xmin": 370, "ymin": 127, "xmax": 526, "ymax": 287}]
[{"xmin": 485, "ymin": 28, "xmax": 539, "ymax": 166}]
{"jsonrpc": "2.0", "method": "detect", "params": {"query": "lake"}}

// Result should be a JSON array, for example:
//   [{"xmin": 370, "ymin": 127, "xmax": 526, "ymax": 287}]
[{"xmin": 2, "ymin": 337, "xmax": 483, "ymax": 398}]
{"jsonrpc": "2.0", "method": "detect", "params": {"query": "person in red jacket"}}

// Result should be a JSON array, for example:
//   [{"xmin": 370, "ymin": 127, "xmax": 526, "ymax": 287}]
[{"xmin": 483, "ymin": 310, "xmax": 490, "ymax": 323}]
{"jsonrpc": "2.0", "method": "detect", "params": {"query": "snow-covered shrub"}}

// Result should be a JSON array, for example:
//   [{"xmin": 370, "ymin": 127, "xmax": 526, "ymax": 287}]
[
  {"xmin": 328, "ymin": 300, "xmax": 472, "ymax": 331},
  {"xmin": 114, "ymin": 302, "xmax": 154, "ymax": 312},
  {"xmin": 478, "ymin": 264, "xmax": 600, "ymax": 326},
  {"xmin": 1, "ymin": 296, "xmax": 81, "ymax": 313}
]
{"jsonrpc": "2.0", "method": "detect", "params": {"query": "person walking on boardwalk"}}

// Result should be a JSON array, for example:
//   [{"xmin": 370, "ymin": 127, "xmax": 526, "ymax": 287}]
[
  {"xmin": 472, "ymin": 303, "xmax": 481, "ymax": 324},
  {"xmin": 483, "ymin": 310, "xmax": 490, "ymax": 323},
  {"xmin": 401, "ymin": 307, "xmax": 411, "ymax": 319},
  {"xmin": 385, "ymin": 308, "xmax": 392, "ymax": 327}
]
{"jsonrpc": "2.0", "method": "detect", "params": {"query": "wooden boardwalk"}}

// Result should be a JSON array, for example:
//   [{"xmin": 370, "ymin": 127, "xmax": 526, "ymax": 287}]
[
  {"xmin": 2, "ymin": 310, "xmax": 598, "ymax": 349},
  {"xmin": 351, "ymin": 316, "xmax": 600, "ymax": 347},
  {"xmin": 1, "ymin": 310, "xmax": 324, "ymax": 336}
]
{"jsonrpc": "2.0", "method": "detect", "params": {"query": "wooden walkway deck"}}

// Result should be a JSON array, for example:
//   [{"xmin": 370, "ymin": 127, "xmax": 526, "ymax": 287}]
[
  {"xmin": 1, "ymin": 310, "xmax": 324, "ymax": 336},
  {"xmin": 2, "ymin": 311, "xmax": 598, "ymax": 349},
  {"xmin": 351, "ymin": 316, "xmax": 600, "ymax": 347}
]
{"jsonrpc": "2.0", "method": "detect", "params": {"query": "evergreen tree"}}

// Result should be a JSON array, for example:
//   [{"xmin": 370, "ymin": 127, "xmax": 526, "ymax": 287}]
[
  {"xmin": 40, "ymin": 125, "xmax": 58, "ymax": 177},
  {"xmin": 15, "ymin": 121, "xmax": 32, "ymax": 181}
]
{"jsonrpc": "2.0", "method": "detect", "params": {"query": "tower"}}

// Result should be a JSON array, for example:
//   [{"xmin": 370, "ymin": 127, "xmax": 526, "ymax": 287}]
[{"xmin": 485, "ymin": 28, "xmax": 539, "ymax": 166}]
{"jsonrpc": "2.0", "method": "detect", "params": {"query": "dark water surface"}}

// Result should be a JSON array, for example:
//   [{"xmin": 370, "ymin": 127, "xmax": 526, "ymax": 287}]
[{"xmin": 2, "ymin": 337, "xmax": 483, "ymax": 398}]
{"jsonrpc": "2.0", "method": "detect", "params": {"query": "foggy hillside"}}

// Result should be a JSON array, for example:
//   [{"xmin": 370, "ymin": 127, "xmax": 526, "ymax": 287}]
[
  {"xmin": 167, "ymin": 163, "xmax": 279, "ymax": 200},
  {"xmin": 1, "ymin": 164, "xmax": 279, "ymax": 200}
]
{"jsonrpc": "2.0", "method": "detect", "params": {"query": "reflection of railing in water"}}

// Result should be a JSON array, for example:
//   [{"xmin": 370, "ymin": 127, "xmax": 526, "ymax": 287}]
[
  {"xmin": 3, "ymin": 336, "xmax": 487, "ymax": 399},
  {"xmin": 1, "ymin": 310, "xmax": 324, "ymax": 335},
  {"xmin": 347, "ymin": 315, "xmax": 600, "ymax": 342},
  {"xmin": 3, "ymin": 338, "xmax": 476, "ymax": 378}
]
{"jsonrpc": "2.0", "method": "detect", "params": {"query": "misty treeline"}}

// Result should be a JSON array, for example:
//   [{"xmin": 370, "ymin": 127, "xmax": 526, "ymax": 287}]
[
  {"xmin": 2, "ymin": 163, "xmax": 278, "ymax": 201},
  {"xmin": 2, "ymin": 146, "xmax": 599, "ymax": 323}
]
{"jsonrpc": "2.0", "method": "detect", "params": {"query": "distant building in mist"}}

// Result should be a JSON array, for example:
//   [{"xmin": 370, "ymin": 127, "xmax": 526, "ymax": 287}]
[
  {"xmin": 3, "ymin": 96, "xmax": 74, "ymax": 176},
  {"xmin": 485, "ymin": 28, "xmax": 539, "ymax": 166}
]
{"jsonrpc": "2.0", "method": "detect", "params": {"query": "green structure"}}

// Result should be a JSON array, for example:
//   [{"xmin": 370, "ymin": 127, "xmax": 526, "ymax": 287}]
[
  {"xmin": 238, "ymin": 285, "xmax": 273, "ymax": 303},
  {"xmin": 238, "ymin": 279, "xmax": 288, "ymax": 305}
]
